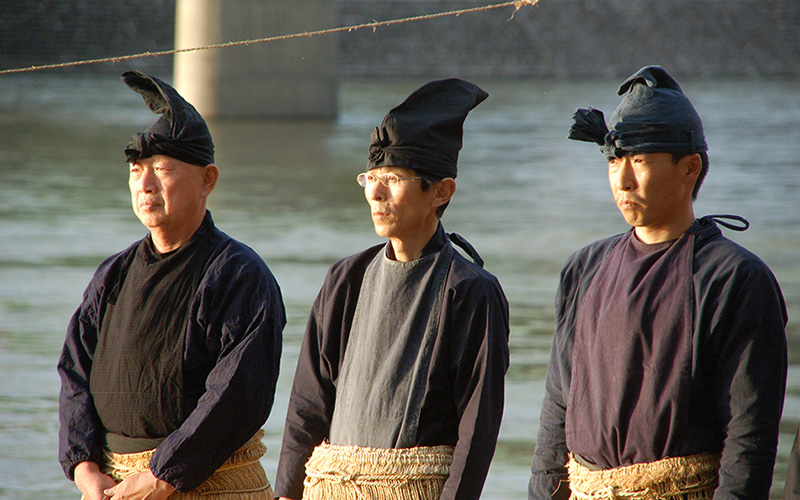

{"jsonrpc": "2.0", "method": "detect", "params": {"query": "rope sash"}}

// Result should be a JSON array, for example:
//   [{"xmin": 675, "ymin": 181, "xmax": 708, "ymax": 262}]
[
  {"xmin": 303, "ymin": 442, "xmax": 454, "ymax": 500},
  {"xmin": 566, "ymin": 452, "xmax": 720, "ymax": 500},
  {"xmin": 101, "ymin": 430, "xmax": 273, "ymax": 499}
]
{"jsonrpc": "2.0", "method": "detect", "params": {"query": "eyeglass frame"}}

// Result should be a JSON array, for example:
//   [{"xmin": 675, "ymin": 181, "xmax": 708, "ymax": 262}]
[{"xmin": 356, "ymin": 172, "xmax": 423, "ymax": 188}]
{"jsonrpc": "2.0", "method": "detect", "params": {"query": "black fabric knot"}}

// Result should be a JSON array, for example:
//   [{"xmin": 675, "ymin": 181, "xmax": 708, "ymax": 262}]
[
  {"xmin": 604, "ymin": 130, "xmax": 623, "ymax": 147},
  {"xmin": 125, "ymin": 132, "xmax": 167, "ymax": 163},
  {"xmin": 603, "ymin": 130, "xmax": 627, "ymax": 159},
  {"xmin": 568, "ymin": 107, "xmax": 608, "ymax": 146},
  {"xmin": 368, "ymin": 128, "xmax": 391, "ymax": 166}
]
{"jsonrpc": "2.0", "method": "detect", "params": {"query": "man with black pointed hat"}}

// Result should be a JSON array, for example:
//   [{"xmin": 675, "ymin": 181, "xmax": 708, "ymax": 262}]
[
  {"xmin": 274, "ymin": 79, "xmax": 510, "ymax": 500},
  {"xmin": 528, "ymin": 66, "xmax": 787, "ymax": 499},
  {"xmin": 57, "ymin": 70, "xmax": 285, "ymax": 500}
]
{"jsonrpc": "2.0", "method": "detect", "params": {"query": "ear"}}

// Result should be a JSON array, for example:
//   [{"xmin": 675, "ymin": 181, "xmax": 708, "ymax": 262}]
[
  {"xmin": 432, "ymin": 178, "xmax": 456, "ymax": 208},
  {"xmin": 682, "ymin": 154, "xmax": 702, "ymax": 184},
  {"xmin": 201, "ymin": 164, "xmax": 219, "ymax": 196}
]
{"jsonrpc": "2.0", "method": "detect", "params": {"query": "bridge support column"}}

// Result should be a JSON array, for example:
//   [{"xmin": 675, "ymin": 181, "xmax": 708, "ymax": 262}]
[{"xmin": 174, "ymin": 0, "xmax": 338, "ymax": 119}]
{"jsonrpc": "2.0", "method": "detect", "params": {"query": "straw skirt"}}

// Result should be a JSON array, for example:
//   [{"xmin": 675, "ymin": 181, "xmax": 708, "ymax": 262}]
[
  {"xmin": 303, "ymin": 442, "xmax": 454, "ymax": 500},
  {"xmin": 99, "ymin": 430, "xmax": 272, "ymax": 499},
  {"xmin": 566, "ymin": 452, "xmax": 720, "ymax": 500}
]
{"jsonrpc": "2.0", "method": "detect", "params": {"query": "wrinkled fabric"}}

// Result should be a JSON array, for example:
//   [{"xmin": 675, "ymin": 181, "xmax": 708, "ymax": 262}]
[
  {"xmin": 329, "ymin": 241, "xmax": 452, "ymax": 448},
  {"xmin": 122, "ymin": 70, "xmax": 215, "ymax": 167},
  {"xmin": 567, "ymin": 229, "xmax": 694, "ymax": 468},
  {"xmin": 90, "ymin": 222, "xmax": 216, "ymax": 448},
  {"xmin": 529, "ymin": 216, "xmax": 787, "ymax": 499},
  {"xmin": 275, "ymin": 225, "xmax": 509, "ymax": 500},
  {"xmin": 57, "ymin": 212, "xmax": 285, "ymax": 491},
  {"xmin": 568, "ymin": 66, "xmax": 707, "ymax": 159},
  {"xmin": 367, "ymin": 79, "xmax": 488, "ymax": 178}
]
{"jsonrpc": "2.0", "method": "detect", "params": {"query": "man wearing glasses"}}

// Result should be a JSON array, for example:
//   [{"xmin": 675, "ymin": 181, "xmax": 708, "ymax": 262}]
[{"xmin": 274, "ymin": 79, "xmax": 510, "ymax": 500}]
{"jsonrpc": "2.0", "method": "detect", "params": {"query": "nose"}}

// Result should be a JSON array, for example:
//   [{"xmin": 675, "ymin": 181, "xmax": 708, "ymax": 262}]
[
  {"xmin": 364, "ymin": 178, "xmax": 387, "ymax": 202},
  {"xmin": 135, "ymin": 166, "xmax": 158, "ymax": 193},
  {"xmin": 611, "ymin": 158, "xmax": 636, "ymax": 192}
]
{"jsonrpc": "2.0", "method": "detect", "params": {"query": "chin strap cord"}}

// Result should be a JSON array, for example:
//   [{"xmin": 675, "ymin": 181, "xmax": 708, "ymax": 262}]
[
  {"xmin": 700, "ymin": 214, "xmax": 750, "ymax": 232},
  {"xmin": 448, "ymin": 233, "xmax": 485, "ymax": 268}
]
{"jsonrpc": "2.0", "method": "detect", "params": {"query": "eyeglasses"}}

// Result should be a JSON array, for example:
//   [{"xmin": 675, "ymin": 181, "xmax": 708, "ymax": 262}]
[{"xmin": 356, "ymin": 172, "xmax": 422, "ymax": 188}]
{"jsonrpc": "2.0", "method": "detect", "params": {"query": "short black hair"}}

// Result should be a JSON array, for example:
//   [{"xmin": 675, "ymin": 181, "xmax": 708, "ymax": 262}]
[{"xmin": 672, "ymin": 151, "xmax": 709, "ymax": 200}]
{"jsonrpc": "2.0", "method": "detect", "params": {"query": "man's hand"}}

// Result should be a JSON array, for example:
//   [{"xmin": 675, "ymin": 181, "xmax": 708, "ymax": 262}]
[
  {"xmin": 74, "ymin": 461, "xmax": 117, "ymax": 500},
  {"xmin": 103, "ymin": 470, "xmax": 176, "ymax": 500}
]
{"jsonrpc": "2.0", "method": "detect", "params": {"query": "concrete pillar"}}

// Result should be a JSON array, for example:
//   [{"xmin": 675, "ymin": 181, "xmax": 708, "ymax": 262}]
[{"xmin": 174, "ymin": 0, "xmax": 338, "ymax": 119}]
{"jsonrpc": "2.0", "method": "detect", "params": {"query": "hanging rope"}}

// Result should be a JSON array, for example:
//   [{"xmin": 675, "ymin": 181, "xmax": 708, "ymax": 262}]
[{"xmin": 0, "ymin": 0, "xmax": 539, "ymax": 76}]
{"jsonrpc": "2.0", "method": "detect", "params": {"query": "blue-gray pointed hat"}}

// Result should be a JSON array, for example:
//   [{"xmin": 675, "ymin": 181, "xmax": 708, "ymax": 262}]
[{"xmin": 568, "ymin": 66, "xmax": 706, "ymax": 159}]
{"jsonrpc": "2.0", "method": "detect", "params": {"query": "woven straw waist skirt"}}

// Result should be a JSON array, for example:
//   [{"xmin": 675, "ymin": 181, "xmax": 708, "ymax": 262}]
[
  {"xmin": 100, "ymin": 429, "xmax": 273, "ymax": 499},
  {"xmin": 566, "ymin": 452, "xmax": 720, "ymax": 500},
  {"xmin": 303, "ymin": 442, "xmax": 455, "ymax": 500}
]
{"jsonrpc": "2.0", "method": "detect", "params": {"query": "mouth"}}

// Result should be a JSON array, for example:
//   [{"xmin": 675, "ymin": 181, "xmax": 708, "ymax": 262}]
[
  {"xmin": 139, "ymin": 199, "xmax": 162, "ymax": 210},
  {"xmin": 371, "ymin": 205, "xmax": 390, "ymax": 218},
  {"xmin": 617, "ymin": 198, "xmax": 641, "ymax": 209}
]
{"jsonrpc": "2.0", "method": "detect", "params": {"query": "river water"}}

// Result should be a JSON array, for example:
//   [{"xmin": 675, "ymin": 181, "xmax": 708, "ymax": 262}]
[{"xmin": 0, "ymin": 74, "xmax": 798, "ymax": 498}]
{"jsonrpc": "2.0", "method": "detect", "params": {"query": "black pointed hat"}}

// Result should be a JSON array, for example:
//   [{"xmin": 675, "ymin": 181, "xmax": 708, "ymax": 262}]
[
  {"xmin": 568, "ymin": 65, "xmax": 706, "ymax": 159},
  {"xmin": 367, "ymin": 78, "xmax": 488, "ymax": 178},
  {"xmin": 122, "ymin": 70, "xmax": 215, "ymax": 166}
]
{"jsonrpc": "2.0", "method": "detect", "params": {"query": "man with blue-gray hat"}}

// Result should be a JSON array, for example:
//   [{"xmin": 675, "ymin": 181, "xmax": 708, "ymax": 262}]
[{"xmin": 529, "ymin": 66, "xmax": 787, "ymax": 499}]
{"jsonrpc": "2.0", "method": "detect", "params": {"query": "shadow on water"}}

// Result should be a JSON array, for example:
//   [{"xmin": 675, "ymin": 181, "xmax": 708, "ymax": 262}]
[{"xmin": 1, "ymin": 73, "xmax": 798, "ymax": 498}]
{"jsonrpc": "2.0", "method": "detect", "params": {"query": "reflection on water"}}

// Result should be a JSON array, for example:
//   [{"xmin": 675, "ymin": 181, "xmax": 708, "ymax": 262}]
[{"xmin": 1, "ymin": 74, "xmax": 798, "ymax": 498}]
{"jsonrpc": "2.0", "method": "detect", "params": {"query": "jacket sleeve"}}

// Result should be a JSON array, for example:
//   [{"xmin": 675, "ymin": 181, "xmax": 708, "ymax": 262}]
[
  {"xmin": 703, "ymin": 258, "xmax": 787, "ymax": 498},
  {"xmin": 149, "ymin": 251, "xmax": 285, "ymax": 491},
  {"xmin": 439, "ymin": 273, "xmax": 510, "ymax": 500},
  {"xmin": 528, "ymin": 237, "xmax": 621, "ymax": 500},
  {"xmin": 273, "ymin": 264, "xmax": 351, "ymax": 499},
  {"xmin": 57, "ymin": 278, "xmax": 107, "ymax": 479},
  {"xmin": 528, "ymin": 264, "xmax": 574, "ymax": 499}
]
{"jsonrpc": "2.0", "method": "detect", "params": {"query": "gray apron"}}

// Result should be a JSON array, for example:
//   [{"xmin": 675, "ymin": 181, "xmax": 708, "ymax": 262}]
[{"xmin": 329, "ymin": 241, "xmax": 454, "ymax": 448}]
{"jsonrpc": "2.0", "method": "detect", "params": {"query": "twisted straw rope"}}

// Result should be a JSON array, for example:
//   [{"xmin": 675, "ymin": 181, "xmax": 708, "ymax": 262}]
[
  {"xmin": 567, "ymin": 452, "xmax": 720, "ymax": 500},
  {"xmin": 303, "ymin": 443, "xmax": 454, "ymax": 500},
  {"xmin": 0, "ymin": 0, "xmax": 540, "ymax": 75}
]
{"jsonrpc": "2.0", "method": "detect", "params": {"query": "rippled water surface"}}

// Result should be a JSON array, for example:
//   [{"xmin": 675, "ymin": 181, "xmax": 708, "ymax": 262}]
[{"xmin": 1, "ymin": 74, "xmax": 798, "ymax": 498}]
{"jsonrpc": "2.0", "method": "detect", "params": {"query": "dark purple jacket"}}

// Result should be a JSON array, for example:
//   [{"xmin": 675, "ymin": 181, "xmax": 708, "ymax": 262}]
[{"xmin": 530, "ymin": 217, "xmax": 787, "ymax": 499}]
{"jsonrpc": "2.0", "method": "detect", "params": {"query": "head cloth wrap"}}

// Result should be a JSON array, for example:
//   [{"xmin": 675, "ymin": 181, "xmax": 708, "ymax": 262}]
[
  {"xmin": 367, "ymin": 78, "xmax": 488, "ymax": 178},
  {"xmin": 122, "ymin": 70, "xmax": 215, "ymax": 167},
  {"xmin": 568, "ymin": 65, "xmax": 707, "ymax": 159}
]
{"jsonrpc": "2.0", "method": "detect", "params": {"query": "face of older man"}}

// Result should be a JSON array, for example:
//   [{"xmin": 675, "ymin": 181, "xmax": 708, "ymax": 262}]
[{"xmin": 128, "ymin": 155, "xmax": 217, "ymax": 248}]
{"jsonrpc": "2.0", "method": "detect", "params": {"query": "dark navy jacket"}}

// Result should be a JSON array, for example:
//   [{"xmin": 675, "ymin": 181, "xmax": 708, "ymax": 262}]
[{"xmin": 57, "ymin": 212, "xmax": 285, "ymax": 491}]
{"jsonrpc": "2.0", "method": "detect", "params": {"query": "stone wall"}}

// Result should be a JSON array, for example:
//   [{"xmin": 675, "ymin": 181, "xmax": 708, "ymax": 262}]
[
  {"xmin": 2, "ymin": 0, "xmax": 798, "ymax": 78},
  {"xmin": 0, "ymin": 0, "xmax": 176, "ymax": 74}
]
